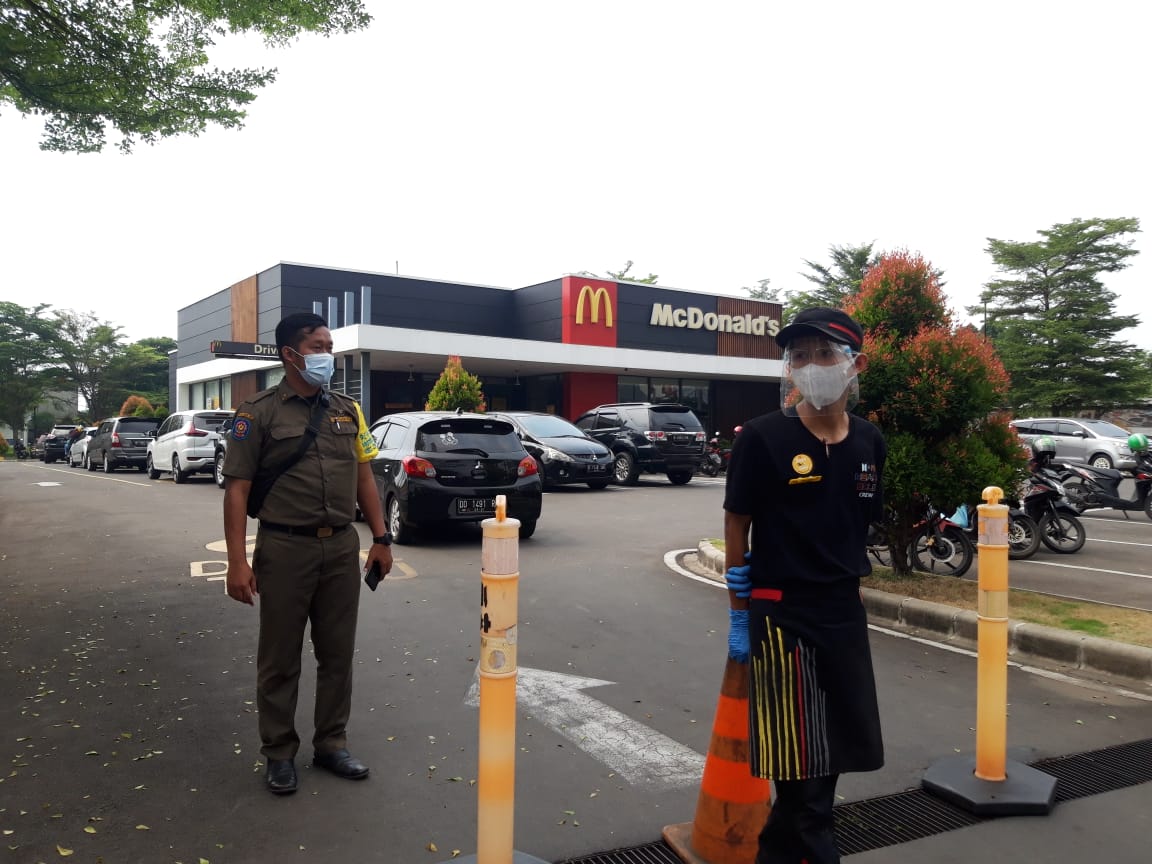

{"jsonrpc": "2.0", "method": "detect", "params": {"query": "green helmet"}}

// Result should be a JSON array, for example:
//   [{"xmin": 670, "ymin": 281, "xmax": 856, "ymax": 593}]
[
  {"xmin": 1129, "ymin": 432, "xmax": 1149, "ymax": 453},
  {"xmin": 1031, "ymin": 435, "xmax": 1056, "ymax": 456}
]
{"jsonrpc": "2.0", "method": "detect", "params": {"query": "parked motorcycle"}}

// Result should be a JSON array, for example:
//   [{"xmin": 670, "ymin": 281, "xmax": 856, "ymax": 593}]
[
  {"xmin": 1021, "ymin": 438, "xmax": 1087, "ymax": 553},
  {"xmin": 865, "ymin": 499, "xmax": 975, "ymax": 577},
  {"xmin": 955, "ymin": 503, "xmax": 1042, "ymax": 561},
  {"xmin": 699, "ymin": 435, "xmax": 731, "ymax": 477},
  {"xmin": 1058, "ymin": 433, "xmax": 1152, "ymax": 521},
  {"xmin": 11, "ymin": 440, "xmax": 31, "ymax": 460}
]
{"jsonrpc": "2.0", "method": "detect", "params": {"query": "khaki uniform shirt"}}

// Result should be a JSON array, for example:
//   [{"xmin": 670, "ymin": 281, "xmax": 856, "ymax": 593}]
[{"xmin": 223, "ymin": 380, "xmax": 379, "ymax": 526}]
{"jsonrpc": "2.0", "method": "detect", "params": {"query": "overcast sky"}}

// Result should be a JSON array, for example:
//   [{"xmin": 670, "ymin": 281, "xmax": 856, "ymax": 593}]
[{"xmin": 2, "ymin": 1, "xmax": 1149, "ymax": 349}]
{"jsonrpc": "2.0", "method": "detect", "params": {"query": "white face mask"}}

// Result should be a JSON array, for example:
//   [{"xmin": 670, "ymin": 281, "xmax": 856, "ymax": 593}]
[
  {"xmin": 289, "ymin": 348, "xmax": 335, "ymax": 388},
  {"xmin": 790, "ymin": 359, "xmax": 855, "ymax": 409}
]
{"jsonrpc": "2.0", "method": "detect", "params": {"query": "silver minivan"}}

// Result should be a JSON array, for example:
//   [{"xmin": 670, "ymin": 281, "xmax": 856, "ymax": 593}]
[
  {"xmin": 147, "ymin": 410, "xmax": 234, "ymax": 483},
  {"xmin": 1010, "ymin": 417, "xmax": 1136, "ymax": 470}
]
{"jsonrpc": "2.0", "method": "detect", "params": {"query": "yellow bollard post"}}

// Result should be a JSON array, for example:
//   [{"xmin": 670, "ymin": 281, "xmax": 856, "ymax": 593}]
[
  {"xmin": 922, "ymin": 486, "xmax": 1056, "ymax": 816},
  {"xmin": 477, "ymin": 495, "xmax": 519, "ymax": 864},
  {"xmin": 450, "ymin": 495, "xmax": 549, "ymax": 864},
  {"xmin": 975, "ymin": 486, "xmax": 1009, "ymax": 782}
]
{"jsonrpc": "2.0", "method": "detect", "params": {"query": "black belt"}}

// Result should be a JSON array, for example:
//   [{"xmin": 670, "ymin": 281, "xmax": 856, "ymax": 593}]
[{"xmin": 259, "ymin": 522, "xmax": 351, "ymax": 538}]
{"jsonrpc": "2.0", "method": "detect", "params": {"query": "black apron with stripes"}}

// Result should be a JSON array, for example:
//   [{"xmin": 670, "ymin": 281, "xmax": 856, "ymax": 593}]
[{"xmin": 748, "ymin": 581, "xmax": 883, "ymax": 780}]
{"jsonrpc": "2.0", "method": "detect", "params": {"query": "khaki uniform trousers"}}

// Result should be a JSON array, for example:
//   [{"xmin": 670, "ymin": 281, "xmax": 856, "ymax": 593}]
[{"xmin": 253, "ymin": 527, "xmax": 361, "ymax": 760}]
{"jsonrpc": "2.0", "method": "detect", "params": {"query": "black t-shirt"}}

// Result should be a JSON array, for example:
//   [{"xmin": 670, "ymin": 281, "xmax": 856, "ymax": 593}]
[{"xmin": 724, "ymin": 410, "xmax": 886, "ymax": 586}]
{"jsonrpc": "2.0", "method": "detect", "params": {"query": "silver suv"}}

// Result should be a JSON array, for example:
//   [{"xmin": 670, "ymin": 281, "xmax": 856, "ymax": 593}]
[
  {"xmin": 147, "ymin": 410, "xmax": 234, "ymax": 483},
  {"xmin": 1010, "ymin": 417, "xmax": 1136, "ymax": 470}
]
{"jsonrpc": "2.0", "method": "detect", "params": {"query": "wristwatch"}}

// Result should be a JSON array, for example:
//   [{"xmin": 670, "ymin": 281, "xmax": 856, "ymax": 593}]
[{"xmin": 373, "ymin": 533, "xmax": 393, "ymax": 546}]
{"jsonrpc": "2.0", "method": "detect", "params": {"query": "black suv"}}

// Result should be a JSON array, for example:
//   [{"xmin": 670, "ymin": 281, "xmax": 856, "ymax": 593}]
[
  {"xmin": 367, "ymin": 411, "xmax": 544, "ymax": 543},
  {"xmin": 86, "ymin": 416, "xmax": 162, "ymax": 472},
  {"xmin": 41, "ymin": 424, "xmax": 83, "ymax": 464},
  {"xmin": 573, "ymin": 403, "xmax": 705, "ymax": 485}
]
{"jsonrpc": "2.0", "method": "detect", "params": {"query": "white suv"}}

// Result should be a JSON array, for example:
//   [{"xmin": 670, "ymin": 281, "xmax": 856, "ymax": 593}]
[
  {"xmin": 147, "ymin": 410, "xmax": 234, "ymax": 483},
  {"xmin": 1010, "ymin": 417, "xmax": 1136, "ymax": 470}
]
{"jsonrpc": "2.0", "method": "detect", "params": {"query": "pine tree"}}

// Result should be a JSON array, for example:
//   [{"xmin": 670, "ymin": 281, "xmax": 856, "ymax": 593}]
[
  {"xmin": 424, "ymin": 356, "xmax": 487, "ymax": 413},
  {"xmin": 973, "ymin": 217, "xmax": 1150, "ymax": 414}
]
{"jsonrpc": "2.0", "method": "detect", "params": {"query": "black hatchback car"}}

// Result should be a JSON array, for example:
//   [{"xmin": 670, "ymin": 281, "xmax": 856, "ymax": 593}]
[
  {"xmin": 487, "ymin": 411, "xmax": 613, "ymax": 490},
  {"xmin": 367, "ymin": 411, "xmax": 543, "ymax": 543},
  {"xmin": 573, "ymin": 402, "xmax": 706, "ymax": 485}
]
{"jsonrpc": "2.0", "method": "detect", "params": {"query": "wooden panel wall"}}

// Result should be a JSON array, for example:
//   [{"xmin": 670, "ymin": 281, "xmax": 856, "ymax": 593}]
[
  {"xmin": 715, "ymin": 297, "xmax": 783, "ymax": 360},
  {"xmin": 230, "ymin": 275, "xmax": 258, "ymax": 341}
]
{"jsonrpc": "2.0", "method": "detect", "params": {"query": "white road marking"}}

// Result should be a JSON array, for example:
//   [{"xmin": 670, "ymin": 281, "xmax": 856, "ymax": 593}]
[
  {"xmin": 34, "ymin": 481, "xmax": 63, "ymax": 486},
  {"xmin": 464, "ymin": 666, "xmax": 705, "ymax": 789},
  {"xmin": 1013, "ymin": 559, "xmax": 1152, "ymax": 581},
  {"xmin": 36, "ymin": 464, "xmax": 151, "ymax": 486}
]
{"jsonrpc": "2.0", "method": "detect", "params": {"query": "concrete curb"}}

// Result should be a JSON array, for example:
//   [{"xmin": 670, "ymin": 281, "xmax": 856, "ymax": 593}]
[{"xmin": 694, "ymin": 540, "xmax": 1152, "ymax": 686}]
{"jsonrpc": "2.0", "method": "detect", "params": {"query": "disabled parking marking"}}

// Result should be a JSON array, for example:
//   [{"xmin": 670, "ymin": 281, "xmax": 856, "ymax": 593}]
[{"xmin": 192, "ymin": 535, "xmax": 416, "ymax": 588}]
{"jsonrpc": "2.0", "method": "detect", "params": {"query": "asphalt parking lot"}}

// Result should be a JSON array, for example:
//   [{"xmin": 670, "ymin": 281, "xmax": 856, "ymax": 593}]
[{"xmin": 1, "ymin": 460, "xmax": 1149, "ymax": 863}]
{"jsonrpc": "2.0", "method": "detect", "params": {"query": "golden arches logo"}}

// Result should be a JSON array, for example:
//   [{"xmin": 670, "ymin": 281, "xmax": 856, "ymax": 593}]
[{"xmin": 575, "ymin": 284, "xmax": 614, "ymax": 327}]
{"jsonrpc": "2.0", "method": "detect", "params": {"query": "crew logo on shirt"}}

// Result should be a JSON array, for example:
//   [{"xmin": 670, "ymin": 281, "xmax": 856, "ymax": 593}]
[{"xmin": 792, "ymin": 453, "xmax": 814, "ymax": 475}]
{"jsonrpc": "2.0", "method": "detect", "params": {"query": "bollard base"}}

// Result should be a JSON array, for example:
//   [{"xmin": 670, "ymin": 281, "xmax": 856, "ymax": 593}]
[
  {"xmin": 922, "ymin": 754, "xmax": 1057, "ymax": 817},
  {"xmin": 447, "ymin": 853, "xmax": 550, "ymax": 864}
]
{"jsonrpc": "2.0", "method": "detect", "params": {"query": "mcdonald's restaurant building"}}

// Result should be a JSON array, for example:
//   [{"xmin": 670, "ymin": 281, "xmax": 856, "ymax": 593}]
[{"xmin": 172, "ymin": 262, "xmax": 786, "ymax": 436}]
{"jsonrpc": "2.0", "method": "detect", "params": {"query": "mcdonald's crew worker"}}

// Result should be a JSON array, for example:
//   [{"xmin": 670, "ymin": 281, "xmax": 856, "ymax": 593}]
[
  {"xmin": 222, "ymin": 312, "xmax": 392, "ymax": 796},
  {"xmin": 722, "ymin": 307, "xmax": 885, "ymax": 864}
]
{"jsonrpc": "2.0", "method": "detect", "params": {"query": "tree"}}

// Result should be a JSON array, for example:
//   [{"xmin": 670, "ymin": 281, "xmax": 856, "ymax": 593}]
[
  {"xmin": 425, "ymin": 356, "xmax": 486, "ymax": 413},
  {"xmin": 972, "ymin": 217, "xmax": 1151, "ymax": 414},
  {"xmin": 47, "ymin": 310, "xmax": 125, "ymax": 420},
  {"xmin": 848, "ymin": 251, "xmax": 1026, "ymax": 577},
  {"xmin": 104, "ymin": 338, "xmax": 176, "ymax": 413},
  {"xmin": 743, "ymin": 243, "xmax": 879, "ymax": 323},
  {"xmin": 119, "ymin": 395, "xmax": 154, "ymax": 417},
  {"xmin": 577, "ymin": 261, "xmax": 659, "ymax": 284},
  {"xmin": 0, "ymin": 301, "xmax": 57, "ymax": 439},
  {"xmin": 1, "ymin": 0, "xmax": 372, "ymax": 153}
]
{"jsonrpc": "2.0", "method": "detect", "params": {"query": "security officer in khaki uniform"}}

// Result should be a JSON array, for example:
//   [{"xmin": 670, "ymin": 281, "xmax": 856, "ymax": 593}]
[{"xmin": 223, "ymin": 312, "xmax": 392, "ymax": 795}]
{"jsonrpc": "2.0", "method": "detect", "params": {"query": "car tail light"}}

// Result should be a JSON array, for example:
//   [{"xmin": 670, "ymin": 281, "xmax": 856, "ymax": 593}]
[
  {"xmin": 517, "ymin": 455, "xmax": 538, "ymax": 477},
  {"xmin": 110, "ymin": 432, "xmax": 121, "ymax": 448},
  {"xmin": 695, "ymin": 431, "xmax": 706, "ymax": 442},
  {"xmin": 185, "ymin": 423, "xmax": 208, "ymax": 438},
  {"xmin": 402, "ymin": 456, "xmax": 437, "ymax": 478},
  {"xmin": 644, "ymin": 430, "xmax": 666, "ymax": 441}
]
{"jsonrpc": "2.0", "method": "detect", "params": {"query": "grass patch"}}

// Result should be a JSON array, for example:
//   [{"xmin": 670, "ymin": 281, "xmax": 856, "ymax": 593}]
[
  {"xmin": 862, "ymin": 569, "xmax": 1152, "ymax": 648},
  {"xmin": 711, "ymin": 540, "xmax": 1152, "ymax": 649}
]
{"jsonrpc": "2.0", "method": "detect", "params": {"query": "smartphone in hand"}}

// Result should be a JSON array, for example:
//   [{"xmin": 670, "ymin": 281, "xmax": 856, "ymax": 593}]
[{"xmin": 364, "ymin": 560, "xmax": 383, "ymax": 591}]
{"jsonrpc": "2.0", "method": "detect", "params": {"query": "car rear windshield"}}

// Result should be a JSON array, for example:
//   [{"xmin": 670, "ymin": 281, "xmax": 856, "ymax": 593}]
[
  {"xmin": 416, "ymin": 419, "xmax": 521, "ymax": 455},
  {"xmin": 514, "ymin": 414, "xmax": 586, "ymax": 439},
  {"xmin": 194, "ymin": 412, "xmax": 234, "ymax": 432},
  {"xmin": 625, "ymin": 406, "xmax": 703, "ymax": 431},
  {"xmin": 118, "ymin": 418, "xmax": 160, "ymax": 432}
]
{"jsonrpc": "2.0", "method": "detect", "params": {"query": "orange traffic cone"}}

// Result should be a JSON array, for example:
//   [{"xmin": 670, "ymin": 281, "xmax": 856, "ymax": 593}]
[{"xmin": 663, "ymin": 656, "xmax": 772, "ymax": 864}]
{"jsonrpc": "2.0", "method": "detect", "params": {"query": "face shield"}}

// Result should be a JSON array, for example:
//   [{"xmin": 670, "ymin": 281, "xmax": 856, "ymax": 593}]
[{"xmin": 781, "ymin": 338, "xmax": 860, "ymax": 416}]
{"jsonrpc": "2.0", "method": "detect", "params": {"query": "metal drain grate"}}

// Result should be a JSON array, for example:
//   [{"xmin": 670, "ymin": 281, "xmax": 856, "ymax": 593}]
[
  {"xmin": 559, "ymin": 843, "xmax": 681, "ymax": 864},
  {"xmin": 558, "ymin": 738, "xmax": 1152, "ymax": 864},
  {"xmin": 1033, "ymin": 737, "xmax": 1152, "ymax": 801}
]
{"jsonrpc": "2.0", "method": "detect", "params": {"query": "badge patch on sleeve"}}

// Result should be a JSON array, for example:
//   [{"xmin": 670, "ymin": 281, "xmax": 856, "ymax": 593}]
[{"xmin": 232, "ymin": 418, "xmax": 251, "ymax": 441}]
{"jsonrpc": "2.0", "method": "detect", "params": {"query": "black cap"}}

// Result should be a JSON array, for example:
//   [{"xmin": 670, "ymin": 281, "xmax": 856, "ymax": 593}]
[{"xmin": 775, "ymin": 307, "xmax": 864, "ymax": 350}]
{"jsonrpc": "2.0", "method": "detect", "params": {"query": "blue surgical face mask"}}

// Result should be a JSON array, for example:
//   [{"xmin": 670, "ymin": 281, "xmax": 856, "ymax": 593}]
[{"xmin": 289, "ymin": 348, "xmax": 335, "ymax": 388}]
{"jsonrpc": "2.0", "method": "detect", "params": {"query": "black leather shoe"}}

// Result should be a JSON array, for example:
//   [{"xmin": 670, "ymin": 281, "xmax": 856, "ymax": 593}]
[
  {"xmin": 266, "ymin": 758, "xmax": 297, "ymax": 794},
  {"xmin": 313, "ymin": 748, "xmax": 369, "ymax": 780}
]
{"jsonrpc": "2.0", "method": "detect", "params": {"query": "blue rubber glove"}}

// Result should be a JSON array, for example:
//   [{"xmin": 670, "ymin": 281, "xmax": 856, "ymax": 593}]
[
  {"xmin": 728, "ymin": 608, "xmax": 750, "ymax": 663},
  {"xmin": 724, "ymin": 551, "xmax": 753, "ymax": 598}
]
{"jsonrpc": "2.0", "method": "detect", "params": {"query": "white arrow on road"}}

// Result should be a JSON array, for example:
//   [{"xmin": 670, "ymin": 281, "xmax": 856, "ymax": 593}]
[{"xmin": 464, "ymin": 666, "xmax": 705, "ymax": 790}]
